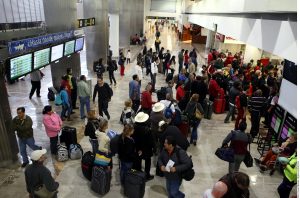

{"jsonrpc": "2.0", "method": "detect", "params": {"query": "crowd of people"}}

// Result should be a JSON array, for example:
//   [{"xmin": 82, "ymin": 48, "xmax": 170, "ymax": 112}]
[{"xmin": 14, "ymin": 32, "xmax": 297, "ymax": 198}]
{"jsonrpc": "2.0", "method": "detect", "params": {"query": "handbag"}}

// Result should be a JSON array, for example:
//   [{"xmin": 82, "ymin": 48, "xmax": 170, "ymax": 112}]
[
  {"xmin": 194, "ymin": 104, "xmax": 203, "ymax": 120},
  {"xmin": 215, "ymin": 146, "xmax": 234, "ymax": 163},
  {"xmin": 34, "ymin": 184, "xmax": 57, "ymax": 198},
  {"xmin": 244, "ymin": 144, "xmax": 253, "ymax": 167}
]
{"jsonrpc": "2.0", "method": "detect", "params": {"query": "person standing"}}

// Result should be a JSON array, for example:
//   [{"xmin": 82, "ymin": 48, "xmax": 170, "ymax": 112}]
[
  {"xmin": 108, "ymin": 45, "xmax": 113, "ymax": 58},
  {"xmin": 183, "ymin": 50, "xmax": 189, "ymax": 69},
  {"xmin": 135, "ymin": 61, "xmax": 143, "ymax": 86},
  {"xmin": 222, "ymin": 122, "xmax": 252, "ymax": 173},
  {"xmin": 178, "ymin": 49, "xmax": 184, "ymax": 75},
  {"xmin": 224, "ymin": 82, "xmax": 241, "ymax": 123},
  {"xmin": 93, "ymin": 77, "xmax": 113, "ymax": 120},
  {"xmin": 129, "ymin": 74, "xmax": 141, "ymax": 113},
  {"xmin": 119, "ymin": 52, "xmax": 126, "ymax": 76},
  {"xmin": 141, "ymin": 84, "xmax": 155, "ymax": 115},
  {"xmin": 234, "ymin": 91, "xmax": 248, "ymax": 130},
  {"xmin": 126, "ymin": 50, "xmax": 131, "ymax": 64},
  {"xmin": 60, "ymin": 85, "xmax": 72, "ymax": 121},
  {"xmin": 163, "ymin": 50, "xmax": 171, "ymax": 75},
  {"xmin": 12, "ymin": 107, "xmax": 42, "ymax": 167},
  {"xmin": 84, "ymin": 110, "xmax": 100, "ymax": 154},
  {"xmin": 42, "ymin": 105, "xmax": 62, "ymax": 155},
  {"xmin": 188, "ymin": 58, "xmax": 196, "ymax": 75},
  {"xmin": 154, "ymin": 37, "xmax": 161, "ymax": 53},
  {"xmin": 189, "ymin": 48, "xmax": 198, "ymax": 68},
  {"xmin": 151, "ymin": 57, "xmax": 159, "ymax": 92},
  {"xmin": 94, "ymin": 58, "xmax": 105, "ymax": 78},
  {"xmin": 67, "ymin": 68, "xmax": 78, "ymax": 109},
  {"xmin": 107, "ymin": 57, "xmax": 117, "ymax": 86},
  {"xmin": 29, "ymin": 70, "xmax": 43, "ymax": 99},
  {"xmin": 77, "ymin": 75, "xmax": 91, "ymax": 119},
  {"xmin": 158, "ymin": 136, "xmax": 192, "ymax": 198},
  {"xmin": 25, "ymin": 149, "xmax": 59, "ymax": 198}
]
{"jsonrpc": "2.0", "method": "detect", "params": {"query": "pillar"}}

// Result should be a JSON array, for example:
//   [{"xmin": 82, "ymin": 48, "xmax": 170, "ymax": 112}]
[{"xmin": 109, "ymin": 14, "xmax": 119, "ymax": 58}]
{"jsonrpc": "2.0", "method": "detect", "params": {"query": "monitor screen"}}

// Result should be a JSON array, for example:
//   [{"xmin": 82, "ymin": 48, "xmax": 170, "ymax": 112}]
[
  {"xmin": 75, "ymin": 37, "xmax": 84, "ymax": 52},
  {"xmin": 10, "ymin": 53, "xmax": 32, "ymax": 80},
  {"xmin": 270, "ymin": 104, "xmax": 285, "ymax": 134},
  {"xmin": 34, "ymin": 48, "xmax": 50, "ymax": 69},
  {"xmin": 64, "ymin": 40, "xmax": 75, "ymax": 56},
  {"xmin": 51, "ymin": 44, "xmax": 64, "ymax": 62},
  {"xmin": 280, "ymin": 112, "xmax": 297, "ymax": 141}
]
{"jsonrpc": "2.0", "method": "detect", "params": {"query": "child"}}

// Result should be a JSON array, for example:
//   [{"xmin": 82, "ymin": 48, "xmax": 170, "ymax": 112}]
[{"xmin": 126, "ymin": 50, "xmax": 131, "ymax": 64}]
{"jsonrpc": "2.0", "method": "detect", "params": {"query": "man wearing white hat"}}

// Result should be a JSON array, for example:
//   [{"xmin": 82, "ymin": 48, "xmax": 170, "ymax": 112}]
[{"xmin": 25, "ymin": 149, "xmax": 59, "ymax": 198}]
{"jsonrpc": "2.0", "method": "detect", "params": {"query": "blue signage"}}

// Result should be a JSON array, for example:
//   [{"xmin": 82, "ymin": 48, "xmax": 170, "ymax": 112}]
[{"xmin": 8, "ymin": 31, "xmax": 75, "ymax": 56}]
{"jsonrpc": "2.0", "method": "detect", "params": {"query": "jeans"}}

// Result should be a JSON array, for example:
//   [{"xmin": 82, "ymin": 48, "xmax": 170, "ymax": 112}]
[
  {"xmin": 190, "ymin": 120, "xmax": 200, "ymax": 143},
  {"xmin": 229, "ymin": 154, "xmax": 245, "ymax": 173},
  {"xmin": 277, "ymin": 176, "xmax": 296, "ymax": 198},
  {"xmin": 109, "ymin": 71, "xmax": 116, "ymax": 84},
  {"xmin": 71, "ymin": 89, "xmax": 77, "ymax": 109},
  {"xmin": 250, "ymin": 111, "xmax": 261, "ymax": 138},
  {"xmin": 89, "ymin": 138, "xmax": 99, "ymax": 154},
  {"xmin": 50, "ymin": 136, "xmax": 58, "ymax": 154},
  {"xmin": 178, "ymin": 62, "xmax": 183, "ymax": 74},
  {"xmin": 18, "ymin": 137, "xmax": 40, "ymax": 163},
  {"xmin": 150, "ymin": 73, "xmax": 156, "ymax": 91},
  {"xmin": 120, "ymin": 161, "xmax": 133, "ymax": 185},
  {"xmin": 166, "ymin": 179, "xmax": 185, "ymax": 198},
  {"xmin": 224, "ymin": 103, "xmax": 235, "ymax": 122},
  {"xmin": 61, "ymin": 103, "xmax": 72, "ymax": 119},
  {"xmin": 79, "ymin": 96, "xmax": 90, "ymax": 119},
  {"xmin": 98, "ymin": 100, "xmax": 110, "ymax": 119},
  {"xmin": 29, "ymin": 80, "xmax": 41, "ymax": 98},
  {"xmin": 132, "ymin": 100, "xmax": 140, "ymax": 113}
]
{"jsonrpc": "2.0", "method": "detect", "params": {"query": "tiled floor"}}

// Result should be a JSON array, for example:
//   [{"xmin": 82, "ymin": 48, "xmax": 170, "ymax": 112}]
[{"xmin": 0, "ymin": 26, "xmax": 295, "ymax": 198}]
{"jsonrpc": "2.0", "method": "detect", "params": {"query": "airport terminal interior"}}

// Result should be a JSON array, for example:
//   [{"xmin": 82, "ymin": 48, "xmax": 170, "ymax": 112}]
[{"xmin": 0, "ymin": 0, "xmax": 297, "ymax": 198}]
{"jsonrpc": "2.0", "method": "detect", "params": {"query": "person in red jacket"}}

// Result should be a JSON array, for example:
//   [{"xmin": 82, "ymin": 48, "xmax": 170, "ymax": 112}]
[
  {"xmin": 208, "ymin": 74, "xmax": 220, "ymax": 101},
  {"xmin": 141, "ymin": 84, "xmax": 155, "ymax": 115},
  {"xmin": 176, "ymin": 81, "xmax": 185, "ymax": 102}
]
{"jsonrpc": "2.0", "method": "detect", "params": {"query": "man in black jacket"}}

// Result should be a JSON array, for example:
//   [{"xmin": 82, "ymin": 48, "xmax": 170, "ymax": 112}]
[
  {"xmin": 93, "ymin": 77, "xmax": 113, "ymax": 120},
  {"xmin": 25, "ymin": 149, "xmax": 59, "ymax": 197},
  {"xmin": 158, "ymin": 136, "xmax": 192, "ymax": 198}
]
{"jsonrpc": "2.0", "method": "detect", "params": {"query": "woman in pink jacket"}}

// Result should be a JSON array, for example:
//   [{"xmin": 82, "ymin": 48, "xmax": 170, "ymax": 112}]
[{"xmin": 42, "ymin": 105, "xmax": 63, "ymax": 154}]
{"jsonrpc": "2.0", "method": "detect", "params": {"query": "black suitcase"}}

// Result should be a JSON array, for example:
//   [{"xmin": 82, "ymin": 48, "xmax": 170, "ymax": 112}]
[
  {"xmin": 165, "ymin": 73, "xmax": 173, "ymax": 83},
  {"xmin": 203, "ymin": 99, "xmax": 213, "ymax": 120},
  {"xmin": 60, "ymin": 126, "xmax": 77, "ymax": 149},
  {"xmin": 124, "ymin": 169, "xmax": 146, "ymax": 198},
  {"xmin": 91, "ymin": 166, "xmax": 111, "ymax": 195},
  {"xmin": 81, "ymin": 151, "xmax": 95, "ymax": 181}
]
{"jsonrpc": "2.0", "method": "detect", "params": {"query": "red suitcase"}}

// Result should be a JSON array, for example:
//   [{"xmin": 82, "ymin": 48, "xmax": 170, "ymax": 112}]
[
  {"xmin": 217, "ymin": 88, "xmax": 225, "ymax": 99},
  {"xmin": 214, "ymin": 98, "xmax": 226, "ymax": 114},
  {"xmin": 177, "ymin": 122, "xmax": 190, "ymax": 138}
]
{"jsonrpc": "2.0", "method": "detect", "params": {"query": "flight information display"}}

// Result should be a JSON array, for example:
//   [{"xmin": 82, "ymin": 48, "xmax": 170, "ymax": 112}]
[
  {"xmin": 34, "ymin": 48, "xmax": 50, "ymax": 69},
  {"xmin": 10, "ymin": 53, "xmax": 32, "ymax": 80},
  {"xmin": 51, "ymin": 44, "xmax": 64, "ymax": 62},
  {"xmin": 64, "ymin": 40, "xmax": 75, "ymax": 56},
  {"xmin": 75, "ymin": 37, "xmax": 84, "ymax": 52}
]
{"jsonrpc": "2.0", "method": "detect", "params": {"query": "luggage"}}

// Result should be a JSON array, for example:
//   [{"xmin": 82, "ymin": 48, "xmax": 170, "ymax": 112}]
[
  {"xmin": 217, "ymin": 88, "xmax": 225, "ymax": 99},
  {"xmin": 57, "ymin": 143, "xmax": 68, "ymax": 162},
  {"xmin": 91, "ymin": 166, "xmax": 111, "ymax": 195},
  {"xmin": 69, "ymin": 143, "xmax": 83, "ymax": 160},
  {"xmin": 177, "ymin": 121, "xmax": 190, "ymax": 138},
  {"xmin": 110, "ymin": 134, "xmax": 121, "ymax": 156},
  {"xmin": 158, "ymin": 62, "xmax": 163, "ymax": 74},
  {"xmin": 107, "ymin": 129, "xmax": 117, "ymax": 140},
  {"xmin": 60, "ymin": 126, "xmax": 77, "ymax": 149},
  {"xmin": 165, "ymin": 72, "xmax": 173, "ymax": 83},
  {"xmin": 81, "ymin": 151, "xmax": 95, "ymax": 181},
  {"xmin": 47, "ymin": 87, "xmax": 55, "ymax": 101},
  {"xmin": 214, "ymin": 98, "xmax": 226, "ymax": 114},
  {"xmin": 203, "ymin": 99, "xmax": 213, "ymax": 119},
  {"xmin": 124, "ymin": 169, "xmax": 146, "ymax": 198}
]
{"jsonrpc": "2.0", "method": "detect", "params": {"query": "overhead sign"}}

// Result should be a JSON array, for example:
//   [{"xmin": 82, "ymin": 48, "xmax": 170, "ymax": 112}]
[
  {"xmin": 224, "ymin": 36, "xmax": 245, "ymax": 44},
  {"xmin": 215, "ymin": 33, "xmax": 225, "ymax": 42},
  {"xmin": 8, "ymin": 31, "xmax": 75, "ymax": 56},
  {"xmin": 77, "ymin": 18, "xmax": 96, "ymax": 28}
]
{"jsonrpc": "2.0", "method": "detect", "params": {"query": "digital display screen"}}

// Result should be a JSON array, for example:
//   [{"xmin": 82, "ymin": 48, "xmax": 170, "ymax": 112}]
[
  {"xmin": 64, "ymin": 40, "xmax": 75, "ymax": 56},
  {"xmin": 75, "ymin": 37, "xmax": 84, "ymax": 52},
  {"xmin": 34, "ymin": 48, "xmax": 50, "ymax": 69},
  {"xmin": 283, "ymin": 59, "xmax": 297, "ymax": 85},
  {"xmin": 51, "ymin": 44, "xmax": 64, "ymax": 62},
  {"xmin": 10, "ymin": 54, "xmax": 32, "ymax": 80},
  {"xmin": 270, "ymin": 104, "xmax": 285, "ymax": 134},
  {"xmin": 281, "ymin": 112, "xmax": 297, "ymax": 141}
]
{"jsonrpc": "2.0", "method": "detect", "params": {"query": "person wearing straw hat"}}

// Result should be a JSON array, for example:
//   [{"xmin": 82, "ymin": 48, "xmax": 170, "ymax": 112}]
[
  {"xmin": 25, "ymin": 149, "xmax": 59, "ymax": 198},
  {"xmin": 132, "ymin": 112, "xmax": 155, "ymax": 181}
]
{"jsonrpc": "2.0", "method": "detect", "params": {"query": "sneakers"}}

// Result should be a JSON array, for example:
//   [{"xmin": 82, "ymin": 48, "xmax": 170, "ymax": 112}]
[
  {"xmin": 146, "ymin": 175, "xmax": 154, "ymax": 181},
  {"xmin": 224, "ymin": 120, "xmax": 230, "ymax": 123},
  {"xmin": 21, "ymin": 162, "xmax": 29, "ymax": 168}
]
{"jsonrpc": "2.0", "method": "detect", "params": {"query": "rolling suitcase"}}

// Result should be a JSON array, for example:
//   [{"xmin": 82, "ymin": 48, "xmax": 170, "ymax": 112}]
[
  {"xmin": 214, "ymin": 98, "xmax": 226, "ymax": 114},
  {"xmin": 203, "ymin": 99, "xmax": 213, "ymax": 120},
  {"xmin": 60, "ymin": 126, "xmax": 77, "ymax": 149},
  {"xmin": 91, "ymin": 166, "xmax": 111, "ymax": 195},
  {"xmin": 124, "ymin": 169, "xmax": 146, "ymax": 198},
  {"xmin": 81, "ymin": 151, "xmax": 95, "ymax": 181},
  {"xmin": 177, "ymin": 121, "xmax": 190, "ymax": 138}
]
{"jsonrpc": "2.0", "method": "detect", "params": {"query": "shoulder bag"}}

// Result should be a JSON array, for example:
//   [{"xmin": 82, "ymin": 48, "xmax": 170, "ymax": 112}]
[{"xmin": 243, "ymin": 142, "xmax": 253, "ymax": 167}]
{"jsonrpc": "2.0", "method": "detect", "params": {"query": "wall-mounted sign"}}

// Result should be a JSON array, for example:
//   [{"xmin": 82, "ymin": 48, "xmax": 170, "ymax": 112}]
[
  {"xmin": 8, "ymin": 31, "xmax": 75, "ymax": 56},
  {"xmin": 146, "ymin": 16, "xmax": 175, "ymax": 20},
  {"xmin": 77, "ymin": 18, "xmax": 96, "ymax": 28},
  {"xmin": 215, "ymin": 33, "xmax": 225, "ymax": 42},
  {"xmin": 224, "ymin": 36, "xmax": 245, "ymax": 44}
]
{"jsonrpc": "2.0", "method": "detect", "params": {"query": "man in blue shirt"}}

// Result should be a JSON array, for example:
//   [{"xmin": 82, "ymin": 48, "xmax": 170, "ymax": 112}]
[{"xmin": 129, "ymin": 74, "xmax": 141, "ymax": 112}]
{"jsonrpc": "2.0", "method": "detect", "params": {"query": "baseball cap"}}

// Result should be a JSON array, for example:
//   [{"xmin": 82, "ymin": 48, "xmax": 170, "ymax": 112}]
[{"xmin": 30, "ymin": 149, "xmax": 47, "ymax": 161}]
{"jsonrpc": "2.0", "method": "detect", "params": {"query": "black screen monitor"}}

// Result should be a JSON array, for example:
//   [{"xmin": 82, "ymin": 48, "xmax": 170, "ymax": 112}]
[
  {"xmin": 75, "ymin": 37, "xmax": 84, "ymax": 52},
  {"xmin": 10, "ymin": 53, "xmax": 32, "ymax": 80},
  {"xmin": 34, "ymin": 48, "xmax": 50, "ymax": 69},
  {"xmin": 51, "ymin": 44, "xmax": 64, "ymax": 62},
  {"xmin": 64, "ymin": 40, "xmax": 75, "ymax": 56}
]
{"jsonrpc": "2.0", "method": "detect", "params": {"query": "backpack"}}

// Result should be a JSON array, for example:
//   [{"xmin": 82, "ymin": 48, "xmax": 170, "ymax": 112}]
[
  {"xmin": 57, "ymin": 143, "xmax": 68, "ymax": 162},
  {"xmin": 113, "ymin": 60, "xmax": 118, "ymax": 71},
  {"xmin": 54, "ymin": 93, "xmax": 63, "ymax": 106},
  {"xmin": 121, "ymin": 109, "xmax": 134, "ymax": 125},
  {"xmin": 176, "ymin": 149, "xmax": 195, "ymax": 181},
  {"xmin": 81, "ymin": 151, "xmax": 95, "ymax": 181},
  {"xmin": 110, "ymin": 134, "xmax": 121, "ymax": 156},
  {"xmin": 69, "ymin": 143, "xmax": 83, "ymax": 160},
  {"xmin": 84, "ymin": 120, "xmax": 99, "ymax": 137},
  {"xmin": 164, "ymin": 102, "xmax": 173, "ymax": 119},
  {"xmin": 172, "ymin": 108, "xmax": 182, "ymax": 125},
  {"xmin": 118, "ymin": 57, "xmax": 123, "ymax": 65},
  {"xmin": 48, "ymin": 88, "xmax": 55, "ymax": 101},
  {"xmin": 106, "ymin": 84, "xmax": 113, "ymax": 98}
]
